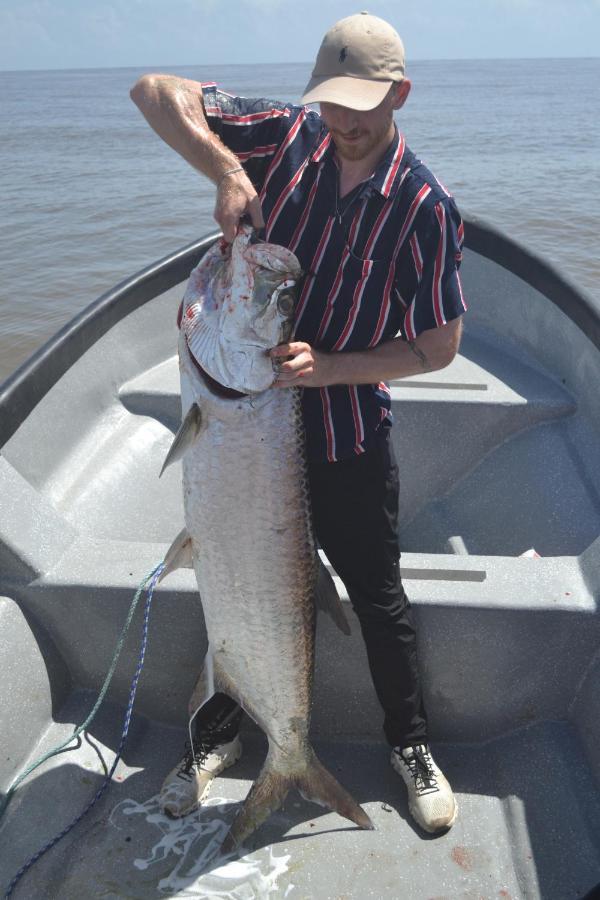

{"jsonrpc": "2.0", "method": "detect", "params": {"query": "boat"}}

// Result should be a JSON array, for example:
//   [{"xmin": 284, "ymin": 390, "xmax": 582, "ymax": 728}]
[{"xmin": 1, "ymin": 218, "xmax": 599, "ymax": 899}]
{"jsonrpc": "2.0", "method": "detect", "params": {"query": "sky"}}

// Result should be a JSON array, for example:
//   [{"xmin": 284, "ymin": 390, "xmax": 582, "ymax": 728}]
[{"xmin": 1, "ymin": 0, "xmax": 599, "ymax": 71}]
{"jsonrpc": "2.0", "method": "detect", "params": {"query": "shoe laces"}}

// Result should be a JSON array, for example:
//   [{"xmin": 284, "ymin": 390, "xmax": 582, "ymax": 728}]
[
  {"xmin": 176, "ymin": 725, "xmax": 233, "ymax": 781},
  {"xmin": 399, "ymin": 744, "xmax": 439, "ymax": 795}
]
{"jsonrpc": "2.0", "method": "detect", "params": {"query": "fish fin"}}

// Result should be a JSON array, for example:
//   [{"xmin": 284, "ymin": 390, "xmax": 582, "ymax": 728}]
[
  {"xmin": 187, "ymin": 652, "xmax": 221, "ymax": 719},
  {"xmin": 314, "ymin": 558, "xmax": 351, "ymax": 636},
  {"xmin": 159, "ymin": 403, "xmax": 203, "ymax": 477},
  {"xmin": 222, "ymin": 746, "xmax": 373, "ymax": 851},
  {"xmin": 158, "ymin": 527, "xmax": 193, "ymax": 582},
  {"xmin": 295, "ymin": 748, "xmax": 373, "ymax": 831},
  {"xmin": 222, "ymin": 765, "xmax": 290, "ymax": 853}
]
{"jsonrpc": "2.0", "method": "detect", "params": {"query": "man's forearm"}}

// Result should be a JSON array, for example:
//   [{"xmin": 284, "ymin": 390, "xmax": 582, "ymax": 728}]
[
  {"xmin": 324, "ymin": 321, "xmax": 462, "ymax": 386},
  {"xmin": 272, "ymin": 319, "xmax": 463, "ymax": 389},
  {"xmin": 129, "ymin": 74, "xmax": 238, "ymax": 182}
]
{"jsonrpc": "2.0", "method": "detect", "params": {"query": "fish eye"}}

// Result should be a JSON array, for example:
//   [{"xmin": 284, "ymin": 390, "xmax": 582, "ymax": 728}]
[{"xmin": 277, "ymin": 290, "xmax": 295, "ymax": 316}]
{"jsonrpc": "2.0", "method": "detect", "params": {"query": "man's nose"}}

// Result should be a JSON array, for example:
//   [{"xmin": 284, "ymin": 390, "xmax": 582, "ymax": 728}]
[{"xmin": 331, "ymin": 105, "xmax": 359, "ymax": 132}]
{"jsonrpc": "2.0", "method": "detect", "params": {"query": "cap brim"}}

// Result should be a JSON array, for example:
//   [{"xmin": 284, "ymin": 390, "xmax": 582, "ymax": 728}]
[{"xmin": 300, "ymin": 75, "xmax": 392, "ymax": 111}]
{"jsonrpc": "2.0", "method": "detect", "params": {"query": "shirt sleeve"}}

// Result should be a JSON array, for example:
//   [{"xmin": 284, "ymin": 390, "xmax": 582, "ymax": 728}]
[
  {"xmin": 401, "ymin": 196, "xmax": 468, "ymax": 341},
  {"xmin": 201, "ymin": 83, "xmax": 313, "ymax": 193}
]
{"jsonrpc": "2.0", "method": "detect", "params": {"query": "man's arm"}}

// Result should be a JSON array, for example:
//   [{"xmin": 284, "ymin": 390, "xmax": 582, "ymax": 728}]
[
  {"xmin": 130, "ymin": 74, "xmax": 263, "ymax": 240},
  {"xmin": 271, "ymin": 317, "xmax": 463, "ymax": 388}
]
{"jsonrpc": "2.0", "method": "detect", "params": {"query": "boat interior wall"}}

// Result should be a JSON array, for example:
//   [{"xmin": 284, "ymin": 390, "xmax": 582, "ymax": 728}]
[
  {"xmin": 312, "ymin": 554, "xmax": 599, "ymax": 743},
  {"xmin": 465, "ymin": 214, "xmax": 600, "ymax": 352},
  {"xmin": 15, "ymin": 566, "xmax": 208, "ymax": 727},
  {"xmin": 0, "ymin": 287, "xmax": 182, "ymax": 509},
  {"xmin": 0, "ymin": 596, "xmax": 70, "ymax": 792},
  {"xmin": 397, "ymin": 248, "xmax": 600, "ymax": 557},
  {"xmin": 0, "ymin": 456, "xmax": 78, "ymax": 582},
  {"xmin": 460, "ymin": 247, "xmax": 600, "ymax": 426},
  {"xmin": 581, "ymin": 535, "xmax": 600, "ymax": 596},
  {"xmin": 2, "ymin": 542, "xmax": 596, "ymax": 743},
  {"xmin": 569, "ymin": 645, "xmax": 600, "ymax": 785}
]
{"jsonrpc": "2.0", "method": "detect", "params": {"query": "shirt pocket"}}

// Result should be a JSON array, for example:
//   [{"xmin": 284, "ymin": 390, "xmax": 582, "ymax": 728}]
[{"xmin": 321, "ymin": 250, "xmax": 393, "ymax": 351}]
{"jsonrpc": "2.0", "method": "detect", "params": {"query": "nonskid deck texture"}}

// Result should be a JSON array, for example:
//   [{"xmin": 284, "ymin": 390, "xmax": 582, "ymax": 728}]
[
  {"xmin": 1, "ymin": 244, "xmax": 600, "ymax": 898},
  {"xmin": 1, "ymin": 693, "xmax": 599, "ymax": 900}
]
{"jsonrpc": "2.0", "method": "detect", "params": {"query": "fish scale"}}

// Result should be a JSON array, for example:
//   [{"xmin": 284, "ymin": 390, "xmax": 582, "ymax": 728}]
[{"xmin": 182, "ymin": 344, "xmax": 316, "ymax": 752}]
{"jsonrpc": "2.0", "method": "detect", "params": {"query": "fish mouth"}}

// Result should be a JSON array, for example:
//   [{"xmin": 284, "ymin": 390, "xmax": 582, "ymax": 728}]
[
  {"xmin": 178, "ymin": 302, "xmax": 248, "ymax": 398},
  {"xmin": 185, "ymin": 338, "xmax": 248, "ymax": 399}
]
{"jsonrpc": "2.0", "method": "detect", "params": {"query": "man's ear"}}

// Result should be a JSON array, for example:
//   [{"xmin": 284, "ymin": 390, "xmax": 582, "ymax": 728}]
[{"xmin": 392, "ymin": 79, "xmax": 411, "ymax": 110}]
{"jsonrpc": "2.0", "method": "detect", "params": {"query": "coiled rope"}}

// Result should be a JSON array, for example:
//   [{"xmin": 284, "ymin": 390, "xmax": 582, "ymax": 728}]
[{"xmin": 2, "ymin": 561, "xmax": 164, "ymax": 899}]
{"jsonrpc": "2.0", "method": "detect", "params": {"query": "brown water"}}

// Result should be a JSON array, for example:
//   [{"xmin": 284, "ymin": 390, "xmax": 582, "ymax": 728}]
[{"xmin": 1, "ymin": 59, "xmax": 599, "ymax": 384}]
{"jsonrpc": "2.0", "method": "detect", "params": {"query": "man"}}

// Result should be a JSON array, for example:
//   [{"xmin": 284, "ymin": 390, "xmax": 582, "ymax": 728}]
[{"xmin": 131, "ymin": 11, "xmax": 467, "ymax": 835}]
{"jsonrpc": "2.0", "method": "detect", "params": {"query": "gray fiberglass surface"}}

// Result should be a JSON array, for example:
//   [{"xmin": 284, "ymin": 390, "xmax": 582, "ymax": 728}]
[{"xmin": 1, "ymin": 223, "xmax": 599, "ymax": 898}]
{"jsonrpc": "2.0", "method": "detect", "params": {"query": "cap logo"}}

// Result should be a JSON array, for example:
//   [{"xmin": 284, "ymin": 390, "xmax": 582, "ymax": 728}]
[{"xmin": 339, "ymin": 46, "xmax": 348, "ymax": 63}]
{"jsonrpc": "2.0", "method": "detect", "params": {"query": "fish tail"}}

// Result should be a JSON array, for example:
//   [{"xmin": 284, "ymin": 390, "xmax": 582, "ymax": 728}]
[
  {"xmin": 295, "ymin": 748, "xmax": 374, "ymax": 832},
  {"xmin": 221, "ymin": 746, "xmax": 373, "ymax": 851},
  {"xmin": 221, "ymin": 765, "xmax": 290, "ymax": 853}
]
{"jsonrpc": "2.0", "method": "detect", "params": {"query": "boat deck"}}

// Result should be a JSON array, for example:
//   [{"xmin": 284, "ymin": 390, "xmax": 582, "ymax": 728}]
[{"xmin": 2, "ymin": 667, "xmax": 599, "ymax": 899}]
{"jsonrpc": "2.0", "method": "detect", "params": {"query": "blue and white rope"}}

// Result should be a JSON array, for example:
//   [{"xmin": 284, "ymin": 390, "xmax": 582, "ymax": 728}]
[{"xmin": 3, "ymin": 562, "xmax": 164, "ymax": 899}]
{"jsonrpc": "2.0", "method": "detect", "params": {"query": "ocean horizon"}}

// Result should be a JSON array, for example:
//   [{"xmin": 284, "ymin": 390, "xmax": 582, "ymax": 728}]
[
  {"xmin": 1, "ymin": 57, "xmax": 599, "ymax": 382},
  {"xmin": 3, "ymin": 53, "xmax": 600, "ymax": 74}
]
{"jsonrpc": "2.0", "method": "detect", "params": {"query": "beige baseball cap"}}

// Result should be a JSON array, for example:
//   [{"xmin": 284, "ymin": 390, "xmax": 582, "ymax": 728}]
[{"xmin": 301, "ymin": 11, "xmax": 405, "ymax": 111}]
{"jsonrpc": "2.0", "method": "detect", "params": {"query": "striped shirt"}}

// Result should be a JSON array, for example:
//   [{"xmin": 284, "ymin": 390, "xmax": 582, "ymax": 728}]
[{"xmin": 202, "ymin": 85, "xmax": 467, "ymax": 463}]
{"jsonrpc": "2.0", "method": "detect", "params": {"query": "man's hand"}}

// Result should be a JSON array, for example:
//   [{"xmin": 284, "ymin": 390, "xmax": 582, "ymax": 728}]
[
  {"xmin": 270, "ymin": 342, "xmax": 334, "ymax": 388},
  {"xmin": 215, "ymin": 169, "xmax": 264, "ymax": 243}
]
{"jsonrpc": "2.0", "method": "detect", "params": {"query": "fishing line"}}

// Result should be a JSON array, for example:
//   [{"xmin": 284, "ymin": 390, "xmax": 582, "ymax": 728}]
[{"xmin": 2, "ymin": 562, "xmax": 164, "ymax": 899}]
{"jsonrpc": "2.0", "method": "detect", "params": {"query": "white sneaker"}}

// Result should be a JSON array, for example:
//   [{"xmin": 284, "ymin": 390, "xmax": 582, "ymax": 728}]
[
  {"xmin": 391, "ymin": 743, "xmax": 458, "ymax": 833},
  {"xmin": 159, "ymin": 735, "xmax": 243, "ymax": 818}
]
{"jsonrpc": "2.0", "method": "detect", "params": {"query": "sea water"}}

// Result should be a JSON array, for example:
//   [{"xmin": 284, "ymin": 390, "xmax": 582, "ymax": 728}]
[{"xmin": 1, "ymin": 58, "xmax": 599, "ymax": 382}]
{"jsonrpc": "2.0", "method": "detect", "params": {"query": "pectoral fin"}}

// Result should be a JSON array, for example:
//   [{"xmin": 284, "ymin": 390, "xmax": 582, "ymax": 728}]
[
  {"xmin": 159, "ymin": 403, "xmax": 203, "ymax": 477},
  {"xmin": 158, "ymin": 527, "xmax": 194, "ymax": 583},
  {"xmin": 315, "ymin": 557, "xmax": 351, "ymax": 635}
]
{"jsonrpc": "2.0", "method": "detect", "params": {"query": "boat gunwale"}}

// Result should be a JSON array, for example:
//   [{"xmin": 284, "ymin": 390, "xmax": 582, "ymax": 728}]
[{"xmin": 1, "ymin": 217, "xmax": 598, "ymax": 449}]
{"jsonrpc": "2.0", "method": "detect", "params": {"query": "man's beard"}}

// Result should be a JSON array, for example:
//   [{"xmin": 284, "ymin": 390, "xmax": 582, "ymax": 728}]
[{"xmin": 332, "ymin": 114, "xmax": 394, "ymax": 162}]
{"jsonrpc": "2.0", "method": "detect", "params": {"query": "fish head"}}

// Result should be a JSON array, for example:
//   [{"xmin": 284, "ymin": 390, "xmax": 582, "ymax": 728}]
[{"xmin": 182, "ymin": 225, "xmax": 302, "ymax": 394}]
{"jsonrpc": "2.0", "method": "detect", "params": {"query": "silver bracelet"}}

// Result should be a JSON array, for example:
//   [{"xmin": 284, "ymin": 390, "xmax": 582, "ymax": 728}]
[{"xmin": 217, "ymin": 165, "xmax": 244, "ymax": 186}]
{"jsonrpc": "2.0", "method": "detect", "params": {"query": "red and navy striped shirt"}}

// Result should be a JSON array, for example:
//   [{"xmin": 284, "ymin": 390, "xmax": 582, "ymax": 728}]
[{"xmin": 202, "ymin": 85, "xmax": 467, "ymax": 463}]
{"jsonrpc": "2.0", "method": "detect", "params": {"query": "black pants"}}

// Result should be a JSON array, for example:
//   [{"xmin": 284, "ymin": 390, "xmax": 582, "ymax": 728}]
[{"xmin": 194, "ymin": 427, "xmax": 428, "ymax": 748}]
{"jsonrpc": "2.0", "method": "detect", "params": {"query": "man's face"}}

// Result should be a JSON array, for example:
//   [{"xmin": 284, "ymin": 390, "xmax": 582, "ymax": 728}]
[{"xmin": 320, "ymin": 81, "xmax": 410, "ymax": 162}]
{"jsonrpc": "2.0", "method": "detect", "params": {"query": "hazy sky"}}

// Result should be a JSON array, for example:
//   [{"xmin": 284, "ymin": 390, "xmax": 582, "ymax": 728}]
[{"xmin": 1, "ymin": 0, "xmax": 598, "ymax": 71}]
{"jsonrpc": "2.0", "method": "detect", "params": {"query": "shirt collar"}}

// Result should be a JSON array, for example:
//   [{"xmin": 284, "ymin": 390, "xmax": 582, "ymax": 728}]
[
  {"xmin": 370, "ymin": 128, "xmax": 407, "ymax": 199},
  {"xmin": 311, "ymin": 126, "xmax": 407, "ymax": 200}
]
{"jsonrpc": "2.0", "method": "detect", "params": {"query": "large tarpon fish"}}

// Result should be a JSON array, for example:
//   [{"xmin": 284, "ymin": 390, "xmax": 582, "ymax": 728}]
[{"xmin": 160, "ymin": 224, "xmax": 373, "ymax": 849}]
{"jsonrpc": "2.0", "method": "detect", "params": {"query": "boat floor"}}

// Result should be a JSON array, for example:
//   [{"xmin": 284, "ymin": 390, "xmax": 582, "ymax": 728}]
[{"xmin": 1, "ymin": 693, "xmax": 599, "ymax": 900}]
